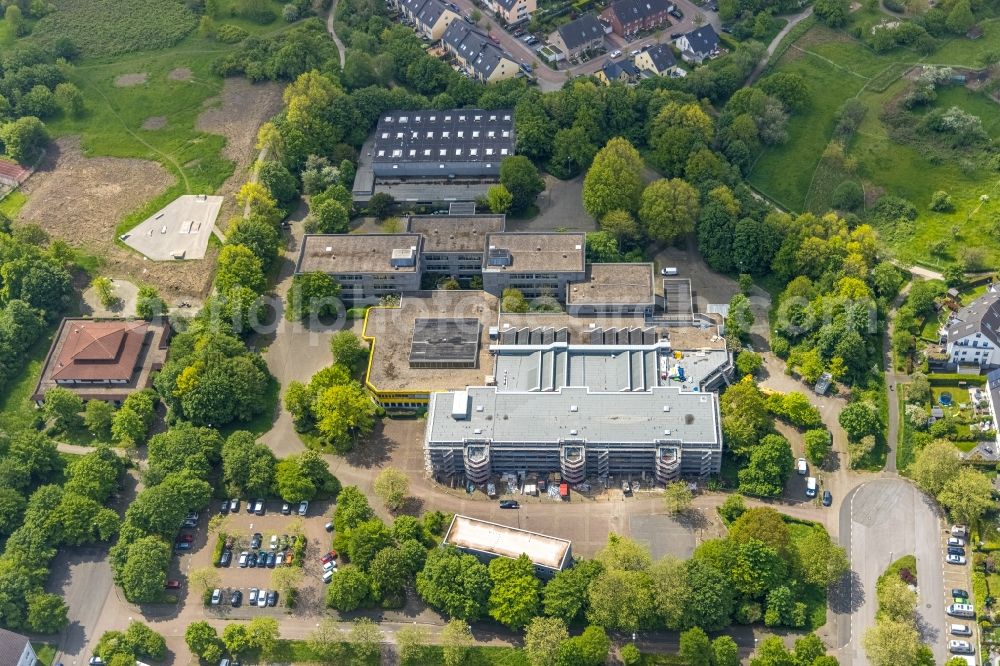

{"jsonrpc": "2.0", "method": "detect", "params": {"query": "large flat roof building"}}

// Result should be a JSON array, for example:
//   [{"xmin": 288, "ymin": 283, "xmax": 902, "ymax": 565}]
[
  {"xmin": 443, "ymin": 514, "xmax": 573, "ymax": 578},
  {"xmin": 32, "ymin": 318, "xmax": 169, "ymax": 405},
  {"xmin": 566, "ymin": 263, "xmax": 655, "ymax": 316},
  {"xmin": 426, "ymin": 383, "xmax": 722, "ymax": 484},
  {"xmin": 295, "ymin": 234, "xmax": 423, "ymax": 304},
  {"xmin": 482, "ymin": 232, "xmax": 586, "ymax": 299},
  {"xmin": 407, "ymin": 214, "xmax": 505, "ymax": 278}
]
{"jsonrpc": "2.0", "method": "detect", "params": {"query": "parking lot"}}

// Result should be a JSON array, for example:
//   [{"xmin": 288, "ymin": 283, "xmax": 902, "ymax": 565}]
[
  {"xmin": 174, "ymin": 499, "xmax": 336, "ymax": 619},
  {"xmin": 941, "ymin": 525, "xmax": 977, "ymax": 661}
]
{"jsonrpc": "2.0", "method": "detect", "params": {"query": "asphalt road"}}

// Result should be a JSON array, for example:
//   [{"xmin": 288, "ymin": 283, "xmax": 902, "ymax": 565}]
[{"xmin": 834, "ymin": 479, "xmax": 946, "ymax": 665}]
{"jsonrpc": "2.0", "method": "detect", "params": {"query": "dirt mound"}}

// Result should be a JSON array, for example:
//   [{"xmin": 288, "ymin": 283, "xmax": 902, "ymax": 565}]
[
  {"xmin": 17, "ymin": 137, "xmax": 215, "ymax": 299},
  {"xmin": 114, "ymin": 73, "xmax": 148, "ymax": 87},
  {"xmin": 142, "ymin": 116, "xmax": 168, "ymax": 130},
  {"xmin": 168, "ymin": 67, "xmax": 193, "ymax": 81},
  {"xmin": 196, "ymin": 78, "xmax": 285, "ymax": 222}
]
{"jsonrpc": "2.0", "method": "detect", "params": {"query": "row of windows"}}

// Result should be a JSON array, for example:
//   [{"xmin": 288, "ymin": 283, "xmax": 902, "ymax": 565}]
[
  {"xmin": 378, "ymin": 147, "xmax": 510, "ymax": 158},
  {"xmin": 381, "ymin": 129, "xmax": 511, "ymax": 140},
  {"xmin": 384, "ymin": 113, "xmax": 512, "ymax": 124}
]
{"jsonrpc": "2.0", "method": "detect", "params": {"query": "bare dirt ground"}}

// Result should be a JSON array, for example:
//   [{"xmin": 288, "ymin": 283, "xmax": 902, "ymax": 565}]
[
  {"xmin": 196, "ymin": 78, "xmax": 285, "ymax": 225},
  {"xmin": 141, "ymin": 116, "xmax": 167, "ymax": 130},
  {"xmin": 114, "ymin": 73, "xmax": 147, "ymax": 87},
  {"xmin": 17, "ymin": 136, "xmax": 216, "ymax": 299},
  {"xmin": 167, "ymin": 67, "xmax": 192, "ymax": 81}
]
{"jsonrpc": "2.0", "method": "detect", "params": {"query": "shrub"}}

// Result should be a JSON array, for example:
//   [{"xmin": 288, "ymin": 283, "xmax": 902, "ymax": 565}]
[
  {"xmin": 832, "ymin": 181, "xmax": 864, "ymax": 211},
  {"xmin": 884, "ymin": 0, "xmax": 905, "ymax": 11},
  {"xmin": 215, "ymin": 24, "xmax": 249, "ymax": 43},
  {"xmin": 929, "ymin": 190, "xmax": 955, "ymax": 212}
]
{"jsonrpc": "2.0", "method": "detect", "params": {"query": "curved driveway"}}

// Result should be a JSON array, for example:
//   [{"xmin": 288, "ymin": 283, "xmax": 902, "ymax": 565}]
[{"xmin": 833, "ymin": 478, "xmax": 945, "ymax": 665}]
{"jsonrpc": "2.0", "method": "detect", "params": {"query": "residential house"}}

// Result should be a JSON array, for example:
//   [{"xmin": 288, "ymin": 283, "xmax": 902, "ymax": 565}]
[
  {"xmin": 399, "ymin": 0, "xmax": 462, "ymax": 40},
  {"xmin": 596, "ymin": 58, "xmax": 640, "ymax": 85},
  {"xmin": 946, "ymin": 289, "xmax": 1000, "ymax": 368},
  {"xmin": 675, "ymin": 24, "xmax": 719, "ymax": 63},
  {"xmin": 0, "ymin": 629, "xmax": 36, "ymax": 666},
  {"xmin": 442, "ymin": 21, "xmax": 521, "ymax": 82},
  {"xmin": 486, "ymin": 0, "xmax": 537, "ymax": 25},
  {"xmin": 601, "ymin": 0, "xmax": 672, "ymax": 36},
  {"xmin": 548, "ymin": 14, "xmax": 606, "ymax": 59},
  {"xmin": 634, "ymin": 43, "xmax": 680, "ymax": 76}
]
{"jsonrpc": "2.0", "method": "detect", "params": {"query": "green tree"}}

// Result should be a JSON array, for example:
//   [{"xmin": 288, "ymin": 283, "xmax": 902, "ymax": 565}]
[
  {"xmin": 306, "ymin": 620, "xmax": 346, "ymax": 663},
  {"xmin": 222, "ymin": 624, "xmax": 253, "ymax": 658},
  {"xmin": 586, "ymin": 568, "xmax": 656, "ymax": 631},
  {"xmin": 325, "ymin": 564, "xmax": 371, "ymax": 611},
  {"xmin": 330, "ymin": 331, "xmax": 368, "ymax": 374},
  {"xmin": 43, "ymin": 387, "xmax": 84, "ymax": 432},
  {"xmin": 726, "ymin": 293, "xmax": 755, "ymax": 342},
  {"xmin": 185, "ymin": 622, "xmax": 224, "ymax": 663},
  {"xmin": 312, "ymin": 382, "xmax": 379, "ymax": 452},
  {"xmin": 227, "ymin": 216, "xmax": 281, "ymax": 270},
  {"xmin": 911, "ymin": 439, "xmax": 961, "ymax": 496},
  {"xmin": 84, "ymin": 400, "xmax": 115, "ymax": 440},
  {"xmin": 500, "ymin": 156, "xmax": 544, "ymax": 214},
  {"xmin": 620, "ymin": 643, "xmax": 641, "ymax": 666},
  {"xmin": 124, "ymin": 621, "xmax": 166, "ymax": 660},
  {"xmin": 718, "ymin": 493, "xmax": 746, "ymax": 523},
  {"xmin": 27, "ymin": 592, "xmax": 69, "ymax": 634},
  {"xmin": 396, "ymin": 625, "xmax": 430, "ymax": 664},
  {"xmin": 524, "ymin": 616, "xmax": 568, "ymax": 666},
  {"xmin": 814, "ymin": 0, "xmax": 848, "ymax": 25},
  {"xmin": 441, "ymin": 619, "xmax": 473, "ymax": 666},
  {"xmin": 797, "ymin": 526, "xmax": 849, "ymax": 587},
  {"xmin": 369, "ymin": 546, "xmax": 410, "ymax": 600},
  {"xmin": 221, "ymin": 431, "xmax": 276, "ymax": 497},
  {"xmin": 736, "ymin": 350, "xmax": 763, "ymax": 377},
  {"xmin": 946, "ymin": 0, "xmax": 975, "ymax": 33},
  {"xmin": 877, "ymin": 574, "xmax": 917, "ymax": 623},
  {"xmin": 712, "ymin": 635, "xmax": 740, "ymax": 666},
  {"xmin": 216, "ymin": 244, "xmax": 266, "ymax": 295},
  {"xmin": 306, "ymin": 198, "xmax": 350, "ymax": 234},
  {"xmin": 366, "ymin": 192, "xmax": 394, "ymax": 220},
  {"xmin": 863, "ymin": 619, "xmax": 923, "ymax": 666},
  {"xmin": 286, "ymin": 272, "xmax": 342, "ymax": 321},
  {"xmin": 488, "ymin": 554, "xmax": 542, "ymax": 629},
  {"xmin": 416, "ymin": 546, "xmax": 492, "ymax": 621},
  {"xmin": 720, "ymin": 376, "xmax": 772, "ymax": 456},
  {"xmin": 0, "ymin": 116, "xmax": 49, "ymax": 162},
  {"xmin": 135, "ymin": 286, "xmax": 167, "ymax": 320},
  {"xmin": 737, "ymin": 432, "xmax": 793, "ymax": 496},
  {"xmin": 649, "ymin": 102, "xmax": 714, "ymax": 176},
  {"xmin": 373, "ymin": 467, "xmax": 409, "ymax": 511},
  {"xmin": 0, "ymin": 488, "xmax": 26, "ymax": 537},
  {"xmin": 729, "ymin": 507, "xmax": 793, "ymax": 561},
  {"xmin": 258, "ymin": 161, "xmax": 299, "ymax": 204},
  {"xmin": 557, "ymin": 625, "xmax": 609, "ymax": 666},
  {"xmin": 485, "ymin": 184, "xmax": 513, "ymax": 214},
  {"xmin": 839, "ymin": 401, "xmax": 881, "ymax": 441},
  {"xmin": 600, "ymin": 209, "xmax": 639, "ymax": 242},
  {"xmin": 347, "ymin": 518, "xmax": 393, "ymax": 567},
  {"xmin": 350, "ymin": 616, "xmax": 385, "ymax": 661},
  {"xmin": 596, "ymin": 533, "xmax": 652, "ymax": 571},
  {"xmin": 679, "ymin": 627, "xmax": 712, "ymax": 666},
  {"xmin": 542, "ymin": 558, "xmax": 602, "ymax": 624},
  {"xmin": 501, "ymin": 287, "xmax": 529, "ymax": 313},
  {"xmin": 582, "ymin": 137, "xmax": 644, "ymax": 219},
  {"xmin": 639, "ymin": 178, "xmax": 700, "ymax": 244},
  {"xmin": 804, "ymin": 429, "xmax": 832, "ymax": 467},
  {"xmin": 938, "ymin": 467, "xmax": 995, "ymax": 526},
  {"xmin": 118, "ymin": 535, "xmax": 171, "ymax": 602},
  {"xmin": 663, "ymin": 481, "xmax": 693, "ymax": 515}
]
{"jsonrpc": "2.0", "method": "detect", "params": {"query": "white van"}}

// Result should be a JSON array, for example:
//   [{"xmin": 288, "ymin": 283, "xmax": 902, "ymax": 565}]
[
  {"xmin": 947, "ymin": 603, "xmax": 976, "ymax": 618},
  {"xmin": 660, "ymin": 267, "xmax": 679, "ymax": 276},
  {"xmin": 950, "ymin": 623, "xmax": 972, "ymax": 636},
  {"xmin": 797, "ymin": 458, "xmax": 808, "ymax": 475},
  {"xmin": 805, "ymin": 477, "xmax": 817, "ymax": 498},
  {"xmin": 322, "ymin": 569, "xmax": 334, "ymax": 583}
]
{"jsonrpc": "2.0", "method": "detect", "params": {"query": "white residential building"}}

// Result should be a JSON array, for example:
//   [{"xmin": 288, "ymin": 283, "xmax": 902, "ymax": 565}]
[{"xmin": 946, "ymin": 289, "xmax": 1000, "ymax": 368}]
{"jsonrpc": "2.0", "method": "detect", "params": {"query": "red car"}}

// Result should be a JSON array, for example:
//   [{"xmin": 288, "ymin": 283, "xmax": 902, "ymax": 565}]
[
  {"xmin": 320, "ymin": 550, "xmax": 338, "ymax": 564},
  {"xmin": 175, "ymin": 533, "xmax": 194, "ymax": 543},
  {"xmin": 165, "ymin": 580, "xmax": 181, "ymax": 590}
]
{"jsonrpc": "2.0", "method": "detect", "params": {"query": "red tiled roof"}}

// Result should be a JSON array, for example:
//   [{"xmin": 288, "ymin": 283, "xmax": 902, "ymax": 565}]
[
  {"xmin": 51, "ymin": 320, "xmax": 148, "ymax": 381},
  {"xmin": 0, "ymin": 159, "xmax": 30, "ymax": 183}
]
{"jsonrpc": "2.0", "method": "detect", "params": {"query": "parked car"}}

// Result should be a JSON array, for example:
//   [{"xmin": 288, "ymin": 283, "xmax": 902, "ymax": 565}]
[
  {"xmin": 248, "ymin": 588, "xmax": 258, "ymax": 605},
  {"xmin": 182, "ymin": 518, "xmax": 197, "ymax": 528},
  {"xmin": 281, "ymin": 502, "xmax": 291, "ymax": 515},
  {"xmin": 89, "ymin": 658, "xmax": 105, "ymax": 666},
  {"xmin": 270, "ymin": 534, "xmax": 279, "ymax": 550},
  {"xmin": 796, "ymin": 458, "xmax": 808, "ymax": 475},
  {"xmin": 325, "ymin": 522, "xmax": 334, "ymax": 532},
  {"xmin": 220, "ymin": 500, "xmax": 229, "ymax": 515},
  {"xmin": 253, "ymin": 499, "xmax": 265, "ymax": 515},
  {"xmin": 174, "ymin": 542, "xmax": 192, "ymax": 552},
  {"xmin": 622, "ymin": 480, "xmax": 631, "ymax": 494},
  {"xmin": 238, "ymin": 551, "xmax": 249, "ymax": 567},
  {"xmin": 609, "ymin": 49, "xmax": 622, "ymax": 58},
  {"xmin": 229, "ymin": 499, "xmax": 240, "ymax": 513},
  {"xmin": 176, "ymin": 533, "xmax": 194, "ymax": 543},
  {"xmin": 267, "ymin": 590, "xmax": 278, "ymax": 607},
  {"xmin": 219, "ymin": 550, "xmax": 232, "ymax": 567},
  {"xmin": 499, "ymin": 500, "xmax": 519, "ymax": 509},
  {"xmin": 246, "ymin": 500, "xmax": 255, "ymax": 514},
  {"xmin": 949, "ymin": 640, "xmax": 974, "ymax": 654},
  {"xmin": 670, "ymin": 31, "xmax": 683, "ymax": 39},
  {"xmin": 948, "ymin": 546, "xmax": 966, "ymax": 557},
  {"xmin": 949, "ymin": 537, "xmax": 966, "ymax": 547},
  {"xmin": 323, "ymin": 569, "xmax": 334, "ymax": 583},
  {"xmin": 629, "ymin": 48, "xmax": 640, "ymax": 56},
  {"xmin": 231, "ymin": 590, "xmax": 242, "ymax": 606},
  {"xmin": 250, "ymin": 533, "xmax": 262, "ymax": 549},
  {"xmin": 298, "ymin": 501, "xmax": 309, "ymax": 516},
  {"xmin": 276, "ymin": 551, "xmax": 285, "ymax": 566},
  {"xmin": 953, "ymin": 588, "xmax": 970, "ymax": 600},
  {"xmin": 489, "ymin": 33, "xmax": 500, "ymax": 44},
  {"xmin": 321, "ymin": 551, "xmax": 338, "ymax": 564},
  {"xmin": 165, "ymin": 580, "xmax": 181, "ymax": 590},
  {"xmin": 947, "ymin": 554, "xmax": 967, "ymax": 565},
  {"xmin": 284, "ymin": 552, "xmax": 295, "ymax": 566},
  {"xmin": 952, "ymin": 525, "xmax": 968, "ymax": 538},
  {"xmin": 822, "ymin": 490, "xmax": 833, "ymax": 507},
  {"xmin": 267, "ymin": 552, "xmax": 277, "ymax": 568},
  {"xmin": 464, "ymin": 13, "xmax": 475, "ymax": 23},
  {"xmin": 669, "ymin": 7, "xmax": 683, "ymax": 18},
  {"xmin": 950, "ymin": 623, "xmax": 972, "ymax": 636},
  {"xmin": 248, "ymin": 552, "xmax": 258, "ymax": 568},
  {"xmin": 257, "ymin": 589, "xmax": 268, "ymax": 607},
  {"xmin": 211, "ymin": 588, "xmax": 222, "ymax": 605},
  {"xmin": 324, "ymin": 560, "xmax": 337, "ymax": 573}
]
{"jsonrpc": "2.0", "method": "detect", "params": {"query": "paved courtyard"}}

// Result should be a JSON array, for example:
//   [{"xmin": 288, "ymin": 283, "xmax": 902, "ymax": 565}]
[{"xmin": 122, "ymin": 194, "xmax": 222, "ymax": 260}]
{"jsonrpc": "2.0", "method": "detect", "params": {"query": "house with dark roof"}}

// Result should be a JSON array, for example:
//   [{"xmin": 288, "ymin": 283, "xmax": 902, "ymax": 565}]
[
  {"xmin": 946, "ymin": 288, "xmax": 1000, "ymax": 368},
  {"xmin": 548, "ymin": 14, "xmax": 606, "ymax": 59},
  {"xmin": 398, "ymin": 0, "xmax": 462, "ymax": 39},
  {"xmin": 0, "ymin": 629, "xmax": 36, "ymax": 666},
  {"xmin": 596, "ymin": 58, "xmax": 640, "ymax": 85},
  {"xmin": 442, "ymin": 21, "xmax": 520, "ymax": 82},
  {"xmin": 32, "ymin": 318, "xmax": 170, "ymax": 405},
  {"xmin": 486, "ymin": 0, "xmax": 537, "ymax": 25},
  {"xmin": 634, "ymin": 43, "xmax": 680, "ymax": 76},
  {"xmin": 675, "ymin": 24, "xmax": 719, "ymax": 63},
  {"xmin": 601, "ymin": 0, "xmax": 672, "ymax": 36}
]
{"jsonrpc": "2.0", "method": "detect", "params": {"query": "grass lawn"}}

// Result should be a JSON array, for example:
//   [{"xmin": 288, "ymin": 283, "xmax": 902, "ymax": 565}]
[
  {"xmin": 749, "ymin": 21, "xmax": 1000, "ymax": 267},
  {"xmin": 0, "ymin": 190, "xmax": 27, "ymax": 218},
  {"xmin": 32, "ymin": 643, "xmax": 56, "ymax": 666},
  {"xmin": 0, "ymin": 325, "xmax": 56, "ymax": 435},
  {"xmin": 270, "ymin": 639, "xmax": 532, "ymax": 666},
  {"xmin": 879, "ymin": 554, "xmax": 917, "ymax": 586}
]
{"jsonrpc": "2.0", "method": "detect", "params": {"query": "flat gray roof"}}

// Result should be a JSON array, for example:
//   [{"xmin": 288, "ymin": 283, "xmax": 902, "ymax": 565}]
[
  {"xmin": 444, "ymin": 514, "xmax": 571, "ymax": 570},
  {"xmin": 372, "ymin": 109, "xmax": 514, "ymax": 165},
  {"xmin": 297, "ymin": 234, "xmax": 422, "ymax": 274},
  {"xmin": 567, "ymin": 263, "xmax": 655, "ymax": 306},
  {"xmin": 483, "ymin": 233, "xmax": 586, "ymax": 273},
  {"xmin": 409, "ymin": 318, "xmax": 481, "ymax": 366},
  {"xmin": 427, "ymin": 384, "xmax": 720, "ymax": 445},
  {"xmin": 407, "ymin": 215, "xmax": 505, "ymax": 253}
]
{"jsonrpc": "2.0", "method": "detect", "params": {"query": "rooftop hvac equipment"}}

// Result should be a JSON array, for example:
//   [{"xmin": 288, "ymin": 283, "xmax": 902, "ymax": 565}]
[{"xmin": 487, "ymin": 246, "xmax": 512, "ymax": 267}]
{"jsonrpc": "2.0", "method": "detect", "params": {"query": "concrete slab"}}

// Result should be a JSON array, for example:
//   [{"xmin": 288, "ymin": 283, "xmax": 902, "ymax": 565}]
[
  {"xmin": 121, "ymin": 194, "xmax": 222, "ymax": 260},
  {"xmin": 629, "ymin": 514, "xmax": 696, "ymax": 559}
]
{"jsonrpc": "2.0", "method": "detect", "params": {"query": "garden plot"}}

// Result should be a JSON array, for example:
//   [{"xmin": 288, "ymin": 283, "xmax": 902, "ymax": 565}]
[{"xmin": 121, "ymin": 194, "xmax": 222, "ymax": 260}]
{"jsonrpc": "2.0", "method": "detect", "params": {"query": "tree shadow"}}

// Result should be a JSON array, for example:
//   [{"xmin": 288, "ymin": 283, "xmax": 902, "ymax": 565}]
[
  {"xmin": 399, "ymin": 496, "xmax": 425, "ymax": 517},
  {"xmin": 915, "ymin": 608, "xmax": 940, "ymax": 645},
  {"xmin": 344, "ymin": 421, "xmax": 396, "ymax": 468},
  {"xmin": 676, "ymin": 508, "xmax": 710, "ymax": 531},
  {"xmin": 828, "ymin": 569, "xmax": 865, "ymax": 614}
]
